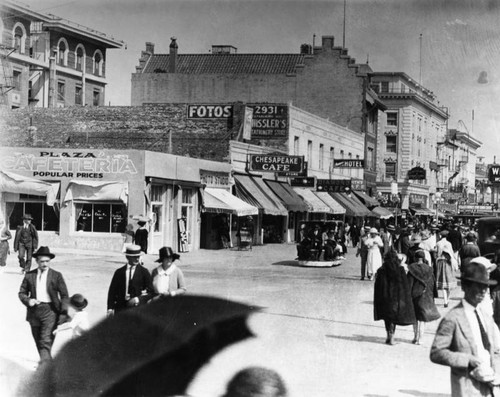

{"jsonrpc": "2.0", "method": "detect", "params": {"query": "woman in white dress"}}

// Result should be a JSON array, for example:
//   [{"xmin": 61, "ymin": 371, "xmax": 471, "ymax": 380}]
[{"xmin": 365, "ymin": 227, "xmax": 383, "ymax": 280}]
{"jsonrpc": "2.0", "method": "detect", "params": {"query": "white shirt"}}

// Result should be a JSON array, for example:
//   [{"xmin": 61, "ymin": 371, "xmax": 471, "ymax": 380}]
[
  {"xmin": 153, "ymin": 264, "xmax": 177, "ymax": 295},
  {"xmin": 463, "ymin": 299, "xmax": 491, "ymax": 364},
  {"xmin": 36, "ymin": 268, "xmax": 51, "ymax": 303},
  {"xmin": 125, "ymin": 265, "xmax": 137, "ymax": 298}
]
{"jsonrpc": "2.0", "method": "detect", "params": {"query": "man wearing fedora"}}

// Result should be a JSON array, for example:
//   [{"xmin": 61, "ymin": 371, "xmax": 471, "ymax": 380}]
[
  {"xmin": 107, "ymin": 245, "xmax": 153, "ymax": 315},
  {"xmin": 431, "ymin": 259, "xmax": 500, "ymax": 396},
  {"xmin": 18, "ymin": 246, "xmax": 68, "ymax": 363},
  {"xmin": 151, "ymin": 247, "xmax": 187, "ymax": 298},
  {"xmin": 14, "ymin": 213, "xmax": 39, "ymax": 274}
]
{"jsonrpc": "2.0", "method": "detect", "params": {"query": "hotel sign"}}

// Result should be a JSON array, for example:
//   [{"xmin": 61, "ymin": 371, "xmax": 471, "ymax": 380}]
[
  {"xmin": 249, "ymin": 154, "xmax": 304, "ymax": 173},
  {"xmin": 333, "ymin": 159, "xmax": 365, "ymax": 168}
]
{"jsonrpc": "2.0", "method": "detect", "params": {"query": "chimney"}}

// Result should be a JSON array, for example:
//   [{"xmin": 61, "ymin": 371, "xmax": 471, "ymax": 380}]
[
  {"xmin": 145, "ymin": 42, "xmax": 155, "ymax": 54},
  {"xmin": 321, "ymin": 36, "xmax": 335, "ymax": 51},
  {"xmin": 300, "ymin": 44, "xmax": 312, "ymax": 55},
  {"xmin": 169, "ymin": 37, "xmax": 178, "ymax": 73}
]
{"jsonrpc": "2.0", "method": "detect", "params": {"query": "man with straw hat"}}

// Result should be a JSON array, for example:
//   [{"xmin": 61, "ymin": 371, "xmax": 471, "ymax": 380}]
[
  {"xmin": 107, "ymin": 245, "xmax": 153, "ymax": 315},
  {"xmin": 431, "ymin": 260, "xmax": 500, "ymax": 396},
  {"xmin": 14, "ymin": 213, "xmax": 38, "ymax": 274}
]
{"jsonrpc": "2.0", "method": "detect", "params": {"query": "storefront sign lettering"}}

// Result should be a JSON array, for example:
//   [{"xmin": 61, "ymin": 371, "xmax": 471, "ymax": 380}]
[
  {"xmin": 249, "ymin": 154, "xmax": 304, "ymax": 173},
  {"xmin": 333, "ymin": 159, "xmax": 365, "ymax": 168},
  {"xmin": 200, "ymin": 170, "xmax": 232, "ymax": 188},
  {"xmin": 187, "ymin": 104, "xmax": 233, "ymax": 119},
  {"xmin": 1, "ymin": 151, "xmax": 138, "ymax": 179},
  {"xmin": 248, "ymin": 104, "xmax": 288, "ymax": 139},
  {"xmin": 316, "ymin": 179, "xmax": 351, "ymax": 193}
]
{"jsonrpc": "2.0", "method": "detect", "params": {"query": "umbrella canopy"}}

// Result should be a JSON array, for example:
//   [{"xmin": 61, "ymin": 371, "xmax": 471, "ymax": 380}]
[{"xmin": 20, "ymin": 296, "xmax": 257, "ymax": 397}]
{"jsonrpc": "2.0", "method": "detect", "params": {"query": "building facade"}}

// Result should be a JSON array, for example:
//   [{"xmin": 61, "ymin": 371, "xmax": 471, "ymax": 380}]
[
  {"xmin": 371, "ymin": 72, "xmax": 449, "ymax": 212},
  {"xmin": 131, "ymin": 36, "xmax": 385, "ymax": 192},
  {"xmin": 0, "ymin": 1, "xmax": 124, "ymax": 109}
]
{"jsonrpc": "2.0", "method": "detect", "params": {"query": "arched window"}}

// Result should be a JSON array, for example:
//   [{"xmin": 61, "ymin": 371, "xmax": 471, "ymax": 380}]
[
  {"xmin": 93, "ymin": 50, "xmax": 103, "ymax": 76},
  {"xmin": 75, "ymin": 44, "xmax": 86, "ymax": 71},
  {"xmin": 57, "ymin": 38, "xmax": 69, "ymax": 66},
  {"xmin": 12, "ymin": 23, "xmax": 27, "ymax": 54}
]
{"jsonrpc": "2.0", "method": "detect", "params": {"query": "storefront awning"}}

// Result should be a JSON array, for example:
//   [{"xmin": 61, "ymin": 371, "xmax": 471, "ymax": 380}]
[
  {"xmin": 203, "ymin": 188, "xmax": 258, "ymax": 216},
  {"xmin": 315, "ymin": 191, "xmax": 346, "ymax": 214},
  {"xmin": 234, "ymin": 174, "xmax": 288, "ymax": 216},
  {"xmin": 264, "ymin": 180, "xmax": 308, "ymax": 212},
  {"xmin": 409, "ymin": 206, "xmax": 435, "ymax": 216},
  {"xmin": 0, "ymin": 170, "xmax": 59, "ymax": 206},
  {"xmin": 330, "ymin": 193, "xmax": 372, "ymax": 217},
  {"xmin": 63, "ymin": 180, "xmax": 128, "ymax": 204},
  {"xmin": 370, "ymin": 206, "xmax": 394, "ymax": 219},
  {"xmin": 292, "ymin": 188, "xmax": 331, "ymax": 213},
  {"xmin": 353, "ymin": 190, "xmax": 379, "ymax": 208}
]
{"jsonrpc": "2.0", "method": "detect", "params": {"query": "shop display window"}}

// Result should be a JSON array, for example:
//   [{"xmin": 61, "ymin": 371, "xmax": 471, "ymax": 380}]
[
  {"xmin": 8, "ymin": 201, "xmax": 59, "ymax": 231},
  {"xmin": 75, "ymin": 202, "xmax": 127, "ymax": 233}
]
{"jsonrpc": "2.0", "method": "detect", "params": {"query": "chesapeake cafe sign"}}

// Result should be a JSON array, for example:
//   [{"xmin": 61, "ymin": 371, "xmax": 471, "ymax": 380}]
[{"xmin": 1, "ymin": 150, "xmax": 138, "ymax": 179}]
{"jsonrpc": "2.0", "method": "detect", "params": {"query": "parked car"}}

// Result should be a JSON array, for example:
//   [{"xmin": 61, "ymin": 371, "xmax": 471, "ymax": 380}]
[{"xmin": 477, "ymin": 217, "xmax": 500, "ymax": 257}]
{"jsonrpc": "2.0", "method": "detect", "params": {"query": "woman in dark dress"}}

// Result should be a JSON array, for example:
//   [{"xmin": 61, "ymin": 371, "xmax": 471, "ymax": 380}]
[
  {"xmin": 374, "ymin": 250, "xmax": 416, "ymax": 345},
  {"xmin": 134, "ymin": 221, "xmax": 149, "ymax": 254},
  {"xmin": 407, "ymin": 250, "xmax": 440, "ymax": 345}
]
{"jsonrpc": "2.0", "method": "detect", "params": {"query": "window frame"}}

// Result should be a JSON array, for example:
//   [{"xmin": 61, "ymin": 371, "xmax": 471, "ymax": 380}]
[
  {"xmin": 385, "ymin": 162, "xmax": 396, "ymax": 180},
  {"xmin": 74, "ymin": 201, "xmax": 127, "ymax": 233},
  {"xmin": 386, "ymin": 112, "xmax": 398, "ymax": 127},
  {"xmin": 386, "ymin": 135, "xmax": 397, "ymax": 153}
]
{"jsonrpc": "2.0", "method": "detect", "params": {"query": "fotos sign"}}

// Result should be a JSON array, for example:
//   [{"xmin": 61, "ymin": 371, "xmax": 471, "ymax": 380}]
[
  {"xmin": 187, "ymin": 104, "xmax": 233, "ymax": 119},
  {"xmin": 248, "ymin": 154, "xmax": 304, "ymax": 173}
]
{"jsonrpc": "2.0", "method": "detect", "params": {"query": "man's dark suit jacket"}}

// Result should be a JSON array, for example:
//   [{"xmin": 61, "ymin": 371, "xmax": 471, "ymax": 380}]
[
  {"xmin": 447, "ymin": 229, "xmax": 463, "ymax": 252},
  {"xmin": 107, "ymin": 264, "xmax": 153, "ymax": 311},
  {"xmin": 18, "ymin": 268, "xmax": 69, "ymax": 324},
  {"xmin": 14, "ymin": 224, "xmax": 39, "ymax": 250}
]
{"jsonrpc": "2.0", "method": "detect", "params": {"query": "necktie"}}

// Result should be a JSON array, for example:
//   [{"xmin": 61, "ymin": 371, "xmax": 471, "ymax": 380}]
[
  {"xmin": 475, "ymin": 310, "xmax": 491, "ymax": 351},
  {"xmin": 128, "ymin": 266, "xmax": 134, "ymax": 295}
]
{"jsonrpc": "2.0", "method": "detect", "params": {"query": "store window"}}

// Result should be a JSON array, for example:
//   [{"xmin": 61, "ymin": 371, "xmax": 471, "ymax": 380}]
[
  {"xmin": 151, "ymin": 185, "xmax": 165, "ymax": 233},
  {"xmin": 75, "ymin": 203, "xmax": 127, "ymax": 233},
  {"xmin": 180, "ymin": 188, "xmax": 194, "ymax": 245},
  {"xmin": 8, "ymin": 200, "xmax": 59, "ymax": 231},
  {"xmin": 385, "ymin": 162, "xmax": 396, "ymax": 179},
  {"xmin": 386, "ymin": 136, "xmax": 397, "ymax": 153}
]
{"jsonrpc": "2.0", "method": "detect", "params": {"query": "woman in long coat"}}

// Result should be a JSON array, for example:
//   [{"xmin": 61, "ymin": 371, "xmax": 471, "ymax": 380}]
[
  {"xmin": 366, "ymin": 228, "xmax": 383, "ymax": 281},
  {"xmin": 407, "ymin": 250, "xmax": 440, "ymax": 344},
  {"xmin": 435, "ymin": 230, "xmax": 457, "ymax": 307},
  {"xmin": 374, "ymin": 250, "xmax": 416, "ymax": 345}
]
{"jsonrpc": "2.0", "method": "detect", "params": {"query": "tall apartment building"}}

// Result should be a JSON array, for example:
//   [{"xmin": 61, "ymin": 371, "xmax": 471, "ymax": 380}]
[
  {"xmin": 0, "ymin": 1, "xmax": 124, "ymax": 109},
  {"xmin": 370, "ymin": 72, "xmax": 449, "ymax": 211},
  {"xmin": 132, "ymin": 36, "xmax": 386, "ymax": 193}
]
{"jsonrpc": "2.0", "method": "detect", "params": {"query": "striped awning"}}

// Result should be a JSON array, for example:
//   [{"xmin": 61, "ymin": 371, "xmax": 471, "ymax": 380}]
[
  {"xmin": 203, "ymin": 188, "xmax": 258, "ymax": 216},
  {"xmin": 234, "ymin": 174, "xmax": 288, "ymax": 216},
  {"xmin": 315, "ymin": 191, "xmax": 346, "ymax": 214},
  {"xmin": 293, "ymin": 188, "xmax": 331, "ymax": 213}
]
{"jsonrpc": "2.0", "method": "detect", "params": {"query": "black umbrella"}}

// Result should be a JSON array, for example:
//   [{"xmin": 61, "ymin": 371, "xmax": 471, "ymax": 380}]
[{"xmin": 20, "ymin": 296, "xmax": 257, "ymax": 397}]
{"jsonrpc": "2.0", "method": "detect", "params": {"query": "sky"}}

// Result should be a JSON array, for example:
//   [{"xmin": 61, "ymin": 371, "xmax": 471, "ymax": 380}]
[{"xmin": 19, "ymin": 0, "xmax": 500, "ymax": 162}]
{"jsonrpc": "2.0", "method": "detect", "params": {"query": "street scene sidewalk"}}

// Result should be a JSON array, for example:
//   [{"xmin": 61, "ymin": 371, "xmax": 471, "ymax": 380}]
[{"xmin": 0, "ymin": 243, "xmax": 454, "ymax": 397}]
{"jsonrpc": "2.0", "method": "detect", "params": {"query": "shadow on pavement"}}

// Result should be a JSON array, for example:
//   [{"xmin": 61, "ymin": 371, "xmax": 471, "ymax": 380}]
[
  {"xmin": 325, "ymin": 334, "xmax": 386, "ymax": 345},
  {"xmin": 398, "ymin": 390, "xmax": 449, "ymax": 397},
  {"xmin": 272, "ymin": 260, "xmax": 308, "ymax": 268},
  {"xmin": 364, "ymin": 394, "xmax": 389, "ymax": 397}
]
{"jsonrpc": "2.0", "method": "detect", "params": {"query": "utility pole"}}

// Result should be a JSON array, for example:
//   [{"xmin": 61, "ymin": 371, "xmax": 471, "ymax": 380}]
[{"xmin": 342, "ymin": 0, "xmax": 347, "ymax": 48}]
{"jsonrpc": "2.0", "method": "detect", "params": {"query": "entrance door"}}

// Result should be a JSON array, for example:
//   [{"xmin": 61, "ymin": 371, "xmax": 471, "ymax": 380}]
[{"xmin": 150, "ymin": 185, "xmax": 165, "ymax": 252}]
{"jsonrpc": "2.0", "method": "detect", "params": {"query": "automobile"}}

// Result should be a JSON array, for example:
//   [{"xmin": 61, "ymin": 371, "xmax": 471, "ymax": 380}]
[{"xmin": 477, "ymin": 217, "xmax": 500, "ymax": 257}]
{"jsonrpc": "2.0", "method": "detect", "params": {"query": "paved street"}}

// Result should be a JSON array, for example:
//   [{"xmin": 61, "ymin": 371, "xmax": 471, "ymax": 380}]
[{"xmin": 0, "ymin": 243, "xmax": 455, "ymax": 397}]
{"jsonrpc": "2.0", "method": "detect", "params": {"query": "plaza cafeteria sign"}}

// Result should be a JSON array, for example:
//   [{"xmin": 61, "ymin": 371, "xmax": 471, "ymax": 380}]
[
  {"xmin": 333, "ymin": 159, "xmax": 365, "ymax": 168},
  {"xmin": 1, "ymin": 151, "xmax": 138, "ymax": 179},
  {"xmin": 249, "ymin": 155, "xmax": 304, "ymax": 173}
]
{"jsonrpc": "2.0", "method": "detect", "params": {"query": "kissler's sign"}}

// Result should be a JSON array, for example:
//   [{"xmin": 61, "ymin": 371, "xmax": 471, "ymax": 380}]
[{"xmin": 248, "ymin": 154, "xmax": 304, "ymax": 173}]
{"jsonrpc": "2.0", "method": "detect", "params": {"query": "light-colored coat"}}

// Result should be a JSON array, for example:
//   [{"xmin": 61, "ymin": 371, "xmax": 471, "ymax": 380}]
[{"xmin": 430, "ymin": 303, "xmax": 500, "ymax": 396}]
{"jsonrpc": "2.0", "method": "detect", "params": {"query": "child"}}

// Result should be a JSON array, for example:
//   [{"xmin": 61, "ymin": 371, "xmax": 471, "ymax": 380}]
[{"xmin": 52, "ymin": 294, "xmax": 90, "ymax": 356}]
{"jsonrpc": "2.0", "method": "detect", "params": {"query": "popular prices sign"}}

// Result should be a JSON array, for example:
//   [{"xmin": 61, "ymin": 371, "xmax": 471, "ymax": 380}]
[{"xmin": 248, "ymin": 154, "xmax": 304, "ymax": 173}]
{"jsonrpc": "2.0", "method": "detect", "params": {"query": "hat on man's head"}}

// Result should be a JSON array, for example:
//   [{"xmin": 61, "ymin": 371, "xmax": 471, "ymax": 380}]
[
  {"xmin": 466, "ymin": 232, "xmax": 477, "ymax": 242},
  {"xmin": 430, "ymin": 224, "xmax": 440, "ymax": 231},
  {"xmin": 69, "ymin": 294, "xmax": 88, "ymax": 310},
  {"xmin": 22, "ymin": 213, "xmax": 33, "ymax": 220},
  {"xmin": 364, "ymin": 226, "xmax": 371, "ymax": 232},
  {"xmin": 440, "ymin": 230, "xmax": 449, "ymax": 238},
  {"xmin": 369, "ymin": 227, "xmax": 379, "ymax": 235},
  {"xmin": 470, "ymin": 256, "xmax": 497, "ymax": 273},
  {"xmin": 459, "ymin": 260, "xmax": 497, "ymax": 286},
  {"xmin": 124, "ymin": 245, "xmax": 142, "ymax": 257},
  {"xmin": 387, "ymin": 225, "xmax": 396, "ymax": 232},
  {"xmin": 421, "ymin": 230, "xmax": 431, "ymax": 240},
  {"xmin": 407, "ymin": 223, "xmax": 414, "ymax": 229},
  {"xmin": 155, "ymin": 246, "xmax": 176, "ymax": 263},
  {"xmin": 33, "ymin": 246, "xmax": 55, "ymax": 259}
]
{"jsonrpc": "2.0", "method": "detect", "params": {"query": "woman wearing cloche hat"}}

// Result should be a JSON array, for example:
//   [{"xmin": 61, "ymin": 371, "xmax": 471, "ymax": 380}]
[{"xmin": 151, "ymin": 247, "xmax": 186, "ymax": 299}]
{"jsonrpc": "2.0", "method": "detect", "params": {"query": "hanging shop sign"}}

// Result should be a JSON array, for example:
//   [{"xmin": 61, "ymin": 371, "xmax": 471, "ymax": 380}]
[
  {"xmin": 442, "ymin": 192, "xmax": 463, "ymax": 200},
  {"xmin": 458, "ymin": 204, "xmax": 494, "ymax": 213},
  {"xmin": 247, "ymin": 104, "xmax": 288, "ymax": 138},
  {"xmin": 488, "ymin": 166, "xmax": 500, "ymax": 183},
  {"xmin": 200, "ymin": 170, "xmax": 232, "ymax": 188},
  {"xmin": 0, "ymin": 150, "xmax": 138, "ymax": 179},
  {"xmin": 186, "ymin": 104, "xmax": 233, "ymax": 119},
  {"xmin": 407, "ymin": 166, "xmax": 426, "ymax": 180},
  {"xmin": 281, "ymin": 161, "xmax": 308, "ymax": 177},
  {"xmin": 290, "ymin": 177, "xmax": 315, "ymax": 188},
  {"xmin": 316, "ymin": 179, "xmax": 351, "ymax": 193},
  {"xmin": 333, "ymin": 159, "xmax": 365, "ymax": 168},
  {"xmin": 409, "ymin": 194, "xmax": 427, "ymax": 206},
  {"xmin": 351, "ymin": 179, "xmax": 366, "ymax": 191},
  {"xmin": 248, "ymin": 154, "xmax": 304, "ymax": 173}
]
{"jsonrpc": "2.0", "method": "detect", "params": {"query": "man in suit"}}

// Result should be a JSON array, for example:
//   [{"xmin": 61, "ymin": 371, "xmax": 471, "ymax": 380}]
[
  {"xmin": 14, "ymin": 213, "xmax": 39, "ymax": 273},
  {"xmin": 107, "ymin": 245, "xmax": 153, "ymax": 315},
  {"xmin": 18, "ymin": 246, "xmax": 68, "ymax": 363},
  {"xmin": 448, "ymin": 223, "xmax": 464, "ymax": 266},
  {"xmin": 430, "ymin": 258, "xmax": 500, "ymax": 396}
]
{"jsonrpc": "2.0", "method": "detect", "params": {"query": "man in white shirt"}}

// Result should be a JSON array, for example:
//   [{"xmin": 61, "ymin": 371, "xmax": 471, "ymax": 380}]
[
  {"xmin": 18, "ymin": 246, "xmax": 68, "ymax": 363},
  {"xmin": 431, "ymin": 260, "xmax": 500, "ymax": 396}
]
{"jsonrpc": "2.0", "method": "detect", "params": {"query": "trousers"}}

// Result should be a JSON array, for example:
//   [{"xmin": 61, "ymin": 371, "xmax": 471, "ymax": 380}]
[
  {"xmin": 29, "ymin": 303, "xmax": 57, "ymax": 362},
  {"xmin": 18, "ymin": 243, "xmax": 34, "ymax": 272}
]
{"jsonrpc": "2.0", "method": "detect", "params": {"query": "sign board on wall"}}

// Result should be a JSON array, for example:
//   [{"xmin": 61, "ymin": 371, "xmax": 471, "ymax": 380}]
[
  {"xmin": 316, "ymin": 179, "xmax": 351, "ymax": 193},
  {"xmin": 281, "ymin": 161, "xmax": 308, "ymax": 177},
  {"xmin": 458, "ymin": 204, "xmax": 494, "ymax": 213},
  {"xmin": 248, "ymin": 154, "xmax": 304, "ymax": 173},
  {"xmin": 186, "ymin": 104, "xmax": 233, "ymax": 119},
  {"xmin": 200, "ymin": 170, "xmax": 232, "ymax": 188},
  {"xmin": 442, "ymin": 192, "xmax": 463, "ymax": 200},
  {"xmin": 409, "ymin": 194, "xmax": 427, "ymax": 206},
  {"xmin": 247, "ymin": 104, "xmax": 288, "ymax": 138},
  {"xmin": 290, "ymin": 177, "xmax": 315, "ymax": 188},
  {"xmin": 489, "ymin": 166, "xmax": 500, "ymax": 183},
  {"xmin": 333, "ymin": 159, "xmax": 365, "ymax": 168}
]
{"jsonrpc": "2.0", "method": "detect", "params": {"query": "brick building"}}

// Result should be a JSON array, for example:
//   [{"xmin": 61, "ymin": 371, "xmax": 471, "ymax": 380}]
[
  {"xmin": 370, "ymin": 72, "xmax": 449, "ymax": 213},
  {"xmin": 0, "ymin": 1, "xmax": 124, "ymax": 109},
  {"xmin": 131, "ymin": 36, "xmax": 385, "ymax": 193}
]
